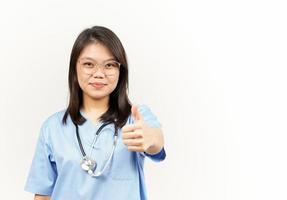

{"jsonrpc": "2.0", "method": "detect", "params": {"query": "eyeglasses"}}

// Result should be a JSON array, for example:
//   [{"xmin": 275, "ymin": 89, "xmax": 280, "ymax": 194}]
[{"xmin": 78, "ymin": 59, "xmax": 121, "ymax": 76}]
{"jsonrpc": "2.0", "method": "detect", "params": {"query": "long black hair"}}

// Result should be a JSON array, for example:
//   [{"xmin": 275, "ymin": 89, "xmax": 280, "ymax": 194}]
[{"xmin": 62, "ymin": 26, "xmax": 132, "ymax": 128}]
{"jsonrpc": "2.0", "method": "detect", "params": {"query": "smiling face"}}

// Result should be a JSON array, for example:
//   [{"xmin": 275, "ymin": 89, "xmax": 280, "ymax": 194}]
[{"xmin": 76, "ymin": 42, "xmax": 120, "ymax": 102}]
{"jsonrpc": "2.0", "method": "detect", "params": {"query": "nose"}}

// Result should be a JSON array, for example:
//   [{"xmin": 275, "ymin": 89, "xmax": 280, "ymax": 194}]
[{"xmin": 92, "ymin": 65, "xmax": 105, "ymax": 78}]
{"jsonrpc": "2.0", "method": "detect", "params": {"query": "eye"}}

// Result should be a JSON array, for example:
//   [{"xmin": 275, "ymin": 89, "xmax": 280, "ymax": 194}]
[
  {"xmin": 105, "ymin": 62, "xmax": 118, "ymax": 69},
  {"xmin": 83, "ymin": 62, "xmax": 93, "ymax": 68}
]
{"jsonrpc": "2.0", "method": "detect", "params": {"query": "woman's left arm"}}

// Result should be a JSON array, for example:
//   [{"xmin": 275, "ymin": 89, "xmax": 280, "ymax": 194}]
[{"xmin": 122, "ymin": 105, "xmax": 165, "ymax": 154}]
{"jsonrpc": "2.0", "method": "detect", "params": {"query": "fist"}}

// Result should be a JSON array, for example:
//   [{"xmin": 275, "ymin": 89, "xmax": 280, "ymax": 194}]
[{"xmin": 122, "ymin": 105, "xmax": 154, "ymax": 152}]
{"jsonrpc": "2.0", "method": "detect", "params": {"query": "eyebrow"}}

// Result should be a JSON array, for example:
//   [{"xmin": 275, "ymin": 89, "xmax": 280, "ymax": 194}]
[{"xmin": 79, "ymin": 57, "xmax": 116, "ymax": 62}]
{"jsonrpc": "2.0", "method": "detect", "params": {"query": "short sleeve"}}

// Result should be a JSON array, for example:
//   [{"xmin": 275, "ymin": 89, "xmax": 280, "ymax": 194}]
[
  {"xmin": 24, "ymin": 122, "xmax": 57, "ymax": 195},
  {"xmin": 132, "ymin": 104, "xmax": 166, "ymax": 162}
]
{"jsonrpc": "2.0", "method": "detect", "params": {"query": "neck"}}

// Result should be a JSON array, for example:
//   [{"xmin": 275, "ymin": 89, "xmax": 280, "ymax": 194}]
[{"xmin": 81, "ymin": 94, "xmax": 109, "ymax": 115}]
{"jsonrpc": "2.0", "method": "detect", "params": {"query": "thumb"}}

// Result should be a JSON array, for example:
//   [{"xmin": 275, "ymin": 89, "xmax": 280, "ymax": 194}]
[{"xmin": 131, "ymin": 105, "xmax": 144, "ymax": 122}]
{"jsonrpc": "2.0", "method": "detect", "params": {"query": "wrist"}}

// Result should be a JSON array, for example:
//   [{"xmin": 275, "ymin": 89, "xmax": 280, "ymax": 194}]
[{"xmin": 145, "ymin": 128, "xmax": 164, "ymax": 155}]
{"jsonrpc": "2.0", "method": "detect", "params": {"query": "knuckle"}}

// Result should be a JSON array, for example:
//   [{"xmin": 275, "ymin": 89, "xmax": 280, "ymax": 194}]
[
  {"xmin": 138, "ymin": 139, "xmax": 144, "ymax": 145},
  {"xmin": 137, "ymin": 132, "xmax": 144, "ymax": 138}
]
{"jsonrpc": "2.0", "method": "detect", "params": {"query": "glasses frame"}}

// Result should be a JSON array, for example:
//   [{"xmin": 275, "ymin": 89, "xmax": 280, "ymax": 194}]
[{"xmin": 78, "ymin": 59, "xmax": 121, "ymax": 76}]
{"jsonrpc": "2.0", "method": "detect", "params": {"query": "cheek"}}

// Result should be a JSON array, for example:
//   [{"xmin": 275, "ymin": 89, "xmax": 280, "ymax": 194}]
[
  {"xmin": 77, "ymin": 72, "xmax": 87, "ymax": 90},
  {"xmin": 109, "ymin": 75, "xmax": 120, "ymax": 89}
]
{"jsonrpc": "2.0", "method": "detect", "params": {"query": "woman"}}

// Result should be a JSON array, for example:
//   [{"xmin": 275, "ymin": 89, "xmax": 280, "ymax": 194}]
[{"xmin": 24, "ymin": 26, "xmax": 166, "ymax": 200}]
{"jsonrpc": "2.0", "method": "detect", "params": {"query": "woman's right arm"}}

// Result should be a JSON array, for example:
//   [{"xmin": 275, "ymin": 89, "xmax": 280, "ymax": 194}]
[{"xmin": 34, "ymin": 194, "xmax": 51, "ymax": 200}]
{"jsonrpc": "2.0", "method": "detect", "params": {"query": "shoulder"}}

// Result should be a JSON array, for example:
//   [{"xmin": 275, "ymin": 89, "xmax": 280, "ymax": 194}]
[
  {"xmin": 39, "ymin": 109, "xmax": 68, "ymax": 139},
  {"xmin": 137, "ymin": 104, "xmax": 158, "ymax": 118},
  {"xmin": 41, "ymin": 109, "xmax": 67, "ymax": 128},
  {"xmin": 137, "ymin": 104, "xmax": 152, "ymax": 112},
  {"xmin": 132, "ymin": 104, "xmax": 162, "ymax": 128}
]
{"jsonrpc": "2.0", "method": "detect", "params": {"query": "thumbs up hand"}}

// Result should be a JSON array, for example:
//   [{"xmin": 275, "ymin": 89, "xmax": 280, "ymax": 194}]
[{"xmin": 122, "ymin": 105, "xmax": 158, "ymax": 153}]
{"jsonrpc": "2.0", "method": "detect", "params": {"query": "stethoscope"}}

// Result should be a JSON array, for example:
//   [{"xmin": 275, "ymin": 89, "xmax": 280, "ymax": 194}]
[{"xmin": 73, "ymin": 121, "xmax": 118, "ymax": 177}]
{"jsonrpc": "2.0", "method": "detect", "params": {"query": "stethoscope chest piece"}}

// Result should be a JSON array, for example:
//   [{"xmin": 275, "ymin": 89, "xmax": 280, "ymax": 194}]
[{"xmin": 81, "ymin": 156, "xmax": 97, "ymax": 172}]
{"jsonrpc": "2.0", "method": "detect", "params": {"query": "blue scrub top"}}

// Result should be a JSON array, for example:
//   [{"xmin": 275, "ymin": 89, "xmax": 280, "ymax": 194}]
[{"xmin": 24, "ymin": 104, "xmax": 166, "ymax": 200}]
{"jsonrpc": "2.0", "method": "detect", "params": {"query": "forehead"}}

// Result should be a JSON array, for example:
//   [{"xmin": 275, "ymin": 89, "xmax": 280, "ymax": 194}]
[{"xmin": 78, "ymin": 42, "xmax": 115, "ymax": 62}]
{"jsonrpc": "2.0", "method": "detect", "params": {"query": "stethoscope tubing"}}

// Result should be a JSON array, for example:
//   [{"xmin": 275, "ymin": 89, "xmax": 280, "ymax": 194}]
[{"xmin": 73, "ymin": 120, "xmax": 118, "ymax": 177}]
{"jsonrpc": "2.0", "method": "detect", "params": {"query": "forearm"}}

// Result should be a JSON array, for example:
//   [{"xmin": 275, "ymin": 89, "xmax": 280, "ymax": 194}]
[{"xmin": 145, "ymin": 128, "xmax": 164, "ymax": 154}]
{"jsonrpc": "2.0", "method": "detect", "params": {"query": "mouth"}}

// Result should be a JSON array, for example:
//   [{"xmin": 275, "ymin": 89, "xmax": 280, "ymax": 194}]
[{"xmin": 90, "ymin": 83, "xmax": 106, "ymax": 89}]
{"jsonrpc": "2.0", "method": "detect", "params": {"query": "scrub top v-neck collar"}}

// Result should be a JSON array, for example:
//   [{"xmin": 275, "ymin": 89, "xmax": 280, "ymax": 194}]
[
  {"xmin": 78, "ymin": 109, "xmax": 114, "ymax": 148},
  {"xmin": 79, "ymin": 109, "xmax": 104, "ymax": 128}
]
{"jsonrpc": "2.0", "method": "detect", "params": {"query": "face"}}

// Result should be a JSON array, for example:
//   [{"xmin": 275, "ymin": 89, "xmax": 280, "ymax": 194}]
[{"xmin": 76, "ymin": 42, "xmax": 120, "ymax": 101}]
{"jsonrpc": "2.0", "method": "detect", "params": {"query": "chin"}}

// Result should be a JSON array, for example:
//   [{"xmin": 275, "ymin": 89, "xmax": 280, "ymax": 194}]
[{"xmin": 88, "ymin": 91, "xmax": 110, "ymax": 100}]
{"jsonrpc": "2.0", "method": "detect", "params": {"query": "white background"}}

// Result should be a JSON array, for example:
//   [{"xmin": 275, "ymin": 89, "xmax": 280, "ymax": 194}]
[{"xmin": 0, "ymin": 0, "xmax": 287, "ymax": 199}]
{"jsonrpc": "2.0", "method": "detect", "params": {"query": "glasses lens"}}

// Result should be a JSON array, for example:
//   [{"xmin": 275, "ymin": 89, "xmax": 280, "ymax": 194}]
[
  {"xmin": 104, "ymin": 61, "xmax": 120, "ymax": 76},
  {"xmin": 79, "ymin": 61, "xmax": 94, "ymax": 75}
]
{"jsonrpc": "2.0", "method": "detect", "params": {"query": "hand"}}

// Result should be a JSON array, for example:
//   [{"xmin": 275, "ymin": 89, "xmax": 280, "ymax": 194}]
[{"xmin": 122, "ymin": 105, "xmax": 155, "ymax": 152}]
